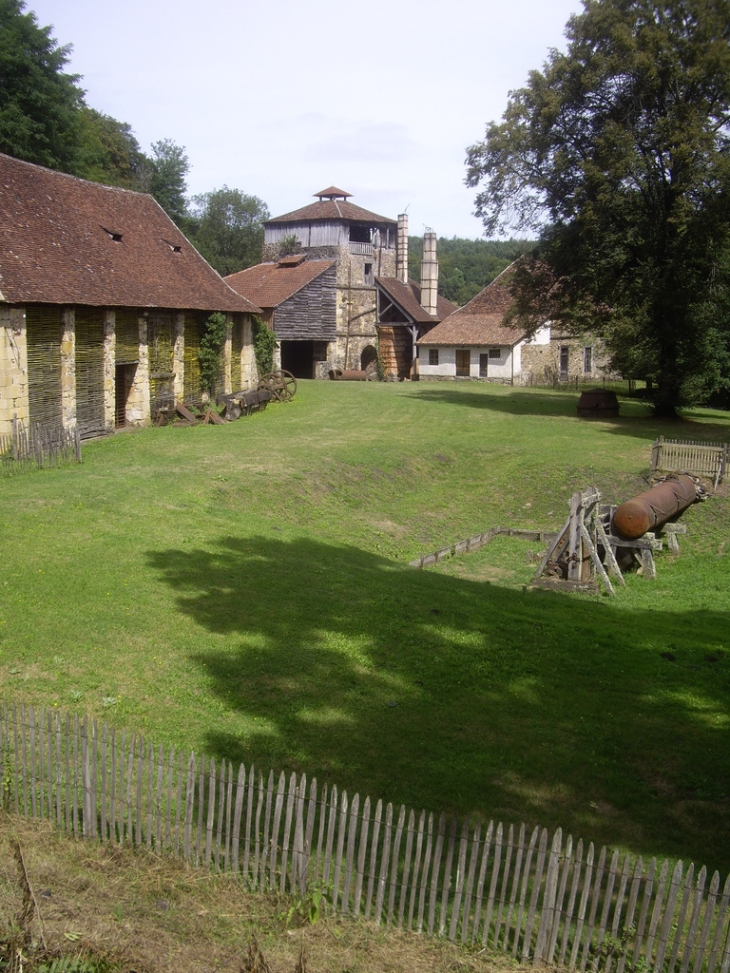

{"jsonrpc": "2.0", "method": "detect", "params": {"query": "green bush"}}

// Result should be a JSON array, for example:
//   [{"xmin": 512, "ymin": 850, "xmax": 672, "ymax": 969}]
[
  {"xmin": 253, "ymin": 316, "xmax": 276, "ymax": 376},
  {"xmin": 198, "ymin": 312, "xmax": 228, "ymax": 396}
]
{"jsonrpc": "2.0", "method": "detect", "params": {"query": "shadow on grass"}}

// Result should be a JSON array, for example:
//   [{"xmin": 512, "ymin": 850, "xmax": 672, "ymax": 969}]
[
  {"xmin": 407, "ymin": 385, "xmax": 730, "ymax": 442},
  {"xmin": 147, "ymin": 535, "xmax": 730, "ymax": 871}
]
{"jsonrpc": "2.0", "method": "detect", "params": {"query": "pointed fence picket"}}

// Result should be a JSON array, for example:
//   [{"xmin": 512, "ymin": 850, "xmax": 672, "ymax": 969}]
[{"xmin": 1, "ymin": 703, "xmax": 729, "ymax": 973}]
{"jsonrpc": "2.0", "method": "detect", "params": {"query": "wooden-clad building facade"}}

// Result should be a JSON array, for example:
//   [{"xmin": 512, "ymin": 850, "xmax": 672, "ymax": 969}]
[
  {"xmin": 226, "ymin": 255, "xmax": 337, "ymax": 378},
  {"xmin": 0, "ymin": 153, "xmax": 260, "ymax": 439}
]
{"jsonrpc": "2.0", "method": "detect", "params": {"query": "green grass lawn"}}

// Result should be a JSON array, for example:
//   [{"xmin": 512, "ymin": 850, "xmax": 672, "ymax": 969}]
[{"xmin": 1, "ymin": 381, "xmax": 728, "ymax": 872}]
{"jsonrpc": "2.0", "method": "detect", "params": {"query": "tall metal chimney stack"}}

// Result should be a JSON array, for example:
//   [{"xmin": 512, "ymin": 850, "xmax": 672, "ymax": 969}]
[
  {"xmin": 421, "ymin": 231, "xmax": 438, "ymax": 317},
  {"xmin": 396, "ymin": 214, "xmax": 409, "ymax": 284}
]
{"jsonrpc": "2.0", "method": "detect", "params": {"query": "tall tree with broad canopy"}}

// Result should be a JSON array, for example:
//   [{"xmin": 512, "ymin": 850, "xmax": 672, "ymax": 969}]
[
  {"xmin": 149, "ymin": 138, "xmax": 190, "ymax": 226},
  {"xmin": 0, "ymin": 0, "xmax": 84, "ymax": 171},
  {"xmin": 74, "ymin": 107, "xmax": 152, "ymax": 190},
  {"xmin": 189, "ymin": 187, "xmax": 270, "ymax": 276},
  {"xmin": 466, "ymin": 0, "xmax": 730, "ymax": 416}
]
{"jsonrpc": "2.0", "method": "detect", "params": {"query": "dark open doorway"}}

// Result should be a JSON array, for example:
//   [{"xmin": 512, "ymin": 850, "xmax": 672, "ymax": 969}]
[
  {"xmin": 115, "ymin": 363, "xmax": 137, "ymax": 428},
  {"xmin": 280, "ymin": 340, "xmax": 328, "ymax": 379}
]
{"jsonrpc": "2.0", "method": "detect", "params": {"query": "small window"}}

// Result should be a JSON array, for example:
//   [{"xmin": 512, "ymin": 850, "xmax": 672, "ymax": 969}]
[
  {"xmin": 364, "ymin": 262, "xmax": 373, "ymax": 286},
  {"xmin": 429, "ymin": 348, "xmax": 439, "ymax": 366},
  {"xmin": 489, "ymin": 347, "xmax": 501, "ymax": 359},
  {"xmin": 560, "ymin": 345, "xmax": 570, "ymax": 377},
  {"xmin": 583, "ymin": 346, "xmax": 593, "ymax": 373},
  {"xmin": 164, "ymin": 239, "xmax": 182, "ymax": 253},
  {"xmin": 101, "ymin": 226, "xmax": 123, "ymax": 242},
  {"xmin": 350, "ymin": 225, "xmax": 371, "ymax": 243}
]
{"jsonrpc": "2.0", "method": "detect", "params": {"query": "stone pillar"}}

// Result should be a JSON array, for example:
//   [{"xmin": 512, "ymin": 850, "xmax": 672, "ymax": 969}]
[
  {"xmin": 396, "ymin": 214, "xmax": 409, "ymax": 284},
  {"xmin": 224, "ymin": 315, "xmax": 233, "ymax": 394},
  {"xmin": 60, "ymin": 307, "xmax": 76, "ymax": 431},
  {"xmin": 103, "ymin": 309, "xmax": 116, "ymax": 431},
  {"xmin": 127, "ymin": 314, "xmax": 150, "ymax": 425},
  {"xmin": 240, "ymin": 315, "xmax": 257, "ymax": 387},
  {"xmin": 0, "ymin": 307, "xmax": 29, "ymax": 437},
  {"xmin": 173, "ymin": 312, "xmax": 185, "ymax": 402},
  {"xmin": 420, "ymin": 232, "xmax": 438, "ymax": 317}
]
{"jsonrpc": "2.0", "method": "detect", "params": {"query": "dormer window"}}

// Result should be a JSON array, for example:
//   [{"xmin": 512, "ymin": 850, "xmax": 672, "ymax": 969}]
[
  {"xmin": 163, "ymin": 239, "xmax": 182, "ymax": 253},
  {"xmin": 101, "ymin": 226, "xmax": 123, "ymax": 242}
]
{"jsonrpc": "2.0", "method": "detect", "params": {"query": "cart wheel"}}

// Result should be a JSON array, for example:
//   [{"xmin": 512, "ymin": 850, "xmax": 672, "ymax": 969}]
[{"xmin": 258, "ymin": 370, "xmax": 297, "ymax": 402}]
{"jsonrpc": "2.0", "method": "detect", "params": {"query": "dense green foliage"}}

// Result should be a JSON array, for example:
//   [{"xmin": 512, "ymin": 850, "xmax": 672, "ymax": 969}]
[
  {"xmin": 188, "ymin": 187, "xmax": 269, "ymax": 276},
  {"xmin": 1, "ymin": 382, "xmax": 729, "ymax": 871},
  {"xmin": 0, "ymin": 0, "xmax": 83, "ymax": 170},
  {"xmin": 147, "ymin": 138, "xmax": 190, "ymax": 225},
  {"xmin": 252, "ymin": 316, "xmax": 277, "ymax": 376},
  {"xmin": 407, "ymin": 236, "xmax": 532, "ymax": 305},
  {"xmin": 198, "ymin": 312, "xmax": 228, "ymax": 396},
  {"xmin": 74, "ymin": 107, "xmax": 151, "ymax": 190},
  {"xmin": 466, "ymin": 0, "xmax": 730, "ymax": 416}
]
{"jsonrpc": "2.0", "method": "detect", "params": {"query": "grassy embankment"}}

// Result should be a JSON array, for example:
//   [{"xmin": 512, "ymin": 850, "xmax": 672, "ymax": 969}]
[{"xmin": 1, "ymin": 380, "xmax": 728, "ymax": 872}]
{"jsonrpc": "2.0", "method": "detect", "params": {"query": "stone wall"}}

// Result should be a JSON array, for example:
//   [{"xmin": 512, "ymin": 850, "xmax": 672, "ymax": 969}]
[
  {"xmin": 103, "ymin": 311, "xmax": 116, "ymax": 430},
  {"xmin": 0, "ymin": 307, "xmax": 29, "ymax": 435},
  {"xmin": 260, "ymin": 241, "xmax": 395, "ymax": 373},
  {"xmin": 520, "ymin": 335, "xmax": 615, "ymax": 385},
  {"xmin": 60, "ymin": 309, "xmax": 76, "ymax": 431}
]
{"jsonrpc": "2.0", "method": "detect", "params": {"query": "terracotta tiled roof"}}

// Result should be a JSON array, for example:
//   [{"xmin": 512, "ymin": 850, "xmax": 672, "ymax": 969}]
[
  {"xmin": 225, "ymin": 259, "xmax": 335, "ymax": 308},
  {"xmin": 376, "ymin": 277, "xmax": 457, "ymax": 324},
  {"xmin": 266, "ymin": 198, "xmax": 396, "ymax": 225},
  {"xmin": 418, "ymin": 264, "xmax": 528, "ymax": 346},
  {"xmin": 0, "ymin": 153, "xmax": 259, "ymax": 314},
  {"xmin": 313, "ymin": 186, "xmax": 352, "ymax": 199}
]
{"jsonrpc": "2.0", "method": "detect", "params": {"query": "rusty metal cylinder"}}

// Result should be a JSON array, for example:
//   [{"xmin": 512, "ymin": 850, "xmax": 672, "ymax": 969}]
[
  {"xmin": 612, "ymin": 475, "xmax": 699, "ymax": 539},
  {"xmin": 329, "ymin": 369, "xmax": 367, "ymax": 381}
]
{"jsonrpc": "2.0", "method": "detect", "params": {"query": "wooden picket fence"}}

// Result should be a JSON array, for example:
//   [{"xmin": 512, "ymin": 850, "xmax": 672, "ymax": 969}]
[
  {"xmin": 2, "ymin": 704, "xmax": 729, "ymax": 973},
  {"xmin": 0, "ymin": 416, "xmax": 81, "ymax": 475},
  {"xmin": 650, "ymin": 437, "xmax": 727, "ymax": 488}
]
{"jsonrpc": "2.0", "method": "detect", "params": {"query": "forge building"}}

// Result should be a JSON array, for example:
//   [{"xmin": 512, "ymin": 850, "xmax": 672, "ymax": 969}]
[{"xmin": 226, "ymin": 187, "xmax": 454, "ymax": 379}]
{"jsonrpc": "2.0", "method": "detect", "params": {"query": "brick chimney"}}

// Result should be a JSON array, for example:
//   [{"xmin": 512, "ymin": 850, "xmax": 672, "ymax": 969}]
[
  {"xmin": 396, "ymin": 214, "xmax": 408, "ymax": 284},
  {"xmin": 420, "ymin": 231, "xmax": 438, "ymax": 317}
]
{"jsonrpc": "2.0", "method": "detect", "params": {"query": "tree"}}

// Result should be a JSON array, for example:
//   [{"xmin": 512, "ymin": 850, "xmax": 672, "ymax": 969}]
[
  {"xmin": 148, "ymin": 138, "xmax": 189, "ymax": 225},
  {"xmin": 407, "ymin": 236, "xmax": 531, "ymax": 305},
  {"xmin": 0, "ymin": 0, "xmax": 84, "ymax": 170},
  {"xmin": 74, "ymin": 107, "xmax": 152, "ymax": 190},
  {"xmin": 466, "ymin": 0, "xmax": 730, "ymax": 415},
  {"xmin": 188, "ymin": 187, "xmax": 270, "ymax": 276}
]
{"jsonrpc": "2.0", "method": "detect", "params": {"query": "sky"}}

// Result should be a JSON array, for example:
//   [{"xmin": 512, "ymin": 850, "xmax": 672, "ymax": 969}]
[{"xmin": 28, "ymin": 0, "xmax": 583, "ymax": 239}]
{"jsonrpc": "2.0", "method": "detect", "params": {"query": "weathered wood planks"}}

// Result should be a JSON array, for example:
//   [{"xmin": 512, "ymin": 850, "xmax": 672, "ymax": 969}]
[{"xmin": 1, "ymin": 702, "xmax": 728, "ymax": 973}]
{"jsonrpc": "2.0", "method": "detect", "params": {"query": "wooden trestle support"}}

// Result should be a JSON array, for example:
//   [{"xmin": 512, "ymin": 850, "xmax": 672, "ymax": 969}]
[{"xmin": 530, "ymin": 487, "xmax": 687, "ymax": 596}]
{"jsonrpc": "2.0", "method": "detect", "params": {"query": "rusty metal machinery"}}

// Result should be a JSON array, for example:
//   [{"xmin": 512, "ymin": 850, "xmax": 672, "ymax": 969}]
[
  {"xmin": 257, "ymin": 370, "xmax": 297, "ymax": 402},
  {"xmin": 611, "ymin": 474, "xmax": 700, "ymax": 539},
  {"xmin": 328, "ymin": 369, "xmax": 367, "ymax": 381}
]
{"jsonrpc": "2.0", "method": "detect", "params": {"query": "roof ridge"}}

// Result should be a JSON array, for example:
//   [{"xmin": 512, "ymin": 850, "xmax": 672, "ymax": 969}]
[{"xmin": 0, "ymin": 151, "xmax": 154, "ymax": 201}]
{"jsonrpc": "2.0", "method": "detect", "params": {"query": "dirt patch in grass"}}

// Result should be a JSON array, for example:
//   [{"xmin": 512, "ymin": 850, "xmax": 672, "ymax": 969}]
[{"xmin": 0, "ymin": 815, "xmax": 518, "ymax": 973}]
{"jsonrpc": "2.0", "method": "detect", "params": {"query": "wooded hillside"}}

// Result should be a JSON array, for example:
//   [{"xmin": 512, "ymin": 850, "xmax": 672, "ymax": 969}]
[{"xmin": 408, "ymin": 236, "xmax": 533, "ymax": 306}]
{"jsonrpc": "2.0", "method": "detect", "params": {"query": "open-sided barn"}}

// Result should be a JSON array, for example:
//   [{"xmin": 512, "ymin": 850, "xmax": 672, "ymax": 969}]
[{"xmin": 0, "ymin": 153, "xmax": 260, "ymax": 439}]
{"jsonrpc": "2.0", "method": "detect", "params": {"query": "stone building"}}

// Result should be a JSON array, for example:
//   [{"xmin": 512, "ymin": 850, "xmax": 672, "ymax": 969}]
[
  {"xmin": 0, "ymin": 153, "xmax": 259, "ymax": 439},
  {"xmin": 251, "ymin": 186, "xmax": 398, "ymax": 376},
  {"xmin": 418, "ymin": 263, "xmax": 615, "ymax": 384}
]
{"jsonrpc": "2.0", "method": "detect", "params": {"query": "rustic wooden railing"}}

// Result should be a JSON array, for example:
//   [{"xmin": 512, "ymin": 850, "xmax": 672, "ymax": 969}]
[
  {"xmin": 650, "ymin": 436, "xmax": 727, "ymax": 488},
  {"xmin": 0, "ymin": 416, "xmax": 81, "ymax": 475},
  {"xmin": 2, "ymin": 704, "xmax": 729, "ymax": 972}
]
